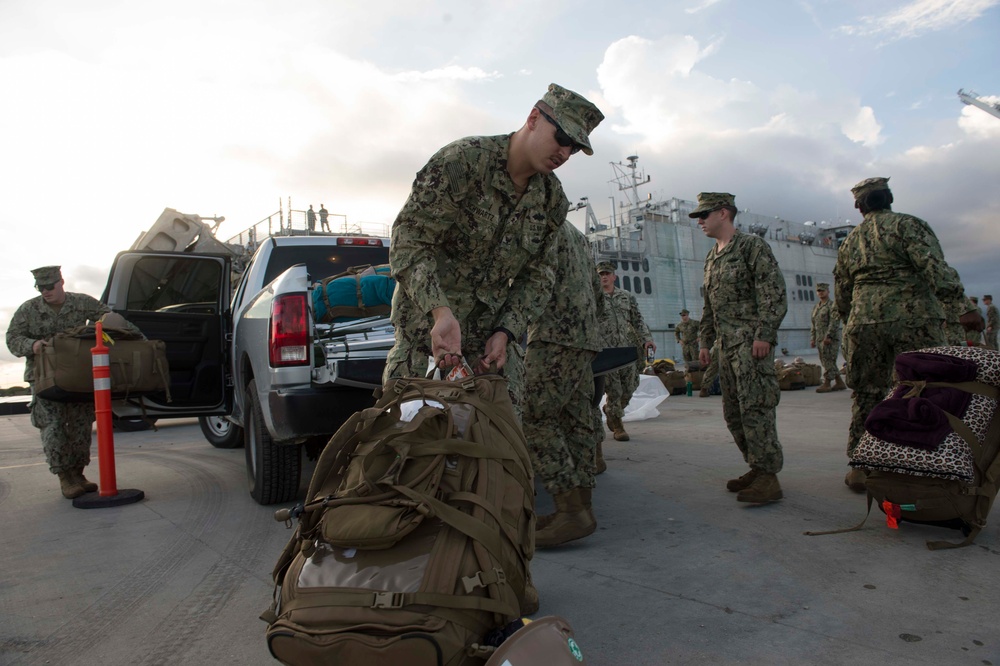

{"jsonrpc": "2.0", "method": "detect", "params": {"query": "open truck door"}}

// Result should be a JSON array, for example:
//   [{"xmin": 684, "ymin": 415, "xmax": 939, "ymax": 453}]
[{"xmin": 101, "ymin": 251, "xmax": 234, "ymax": 441}]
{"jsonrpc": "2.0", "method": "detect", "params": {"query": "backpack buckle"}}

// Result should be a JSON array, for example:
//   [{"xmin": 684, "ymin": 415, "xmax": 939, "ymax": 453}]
[
  {"xmin": 372, "ymin": 592, "xmax": 404, "ymax": 609},
  {"xmin": 461, "ymin": 567, "xmax": 506, "ymax": 593}
]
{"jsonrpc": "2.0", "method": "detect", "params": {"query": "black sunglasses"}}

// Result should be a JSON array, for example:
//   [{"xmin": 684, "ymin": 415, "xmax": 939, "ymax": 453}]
[
  {"xmin": 694, "ymin": 208, "xmax": 720, "ymax": 220},
  {"xmin": 36, "ymin": 282, "xmax": 57, "ymax": 292},
  {"xmin": 535, "ymin": 107, "xmax": 583, "ymax": 155}
]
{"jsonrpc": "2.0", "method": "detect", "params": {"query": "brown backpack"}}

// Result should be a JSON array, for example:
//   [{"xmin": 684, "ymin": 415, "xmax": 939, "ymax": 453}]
[
  {"xmin": 33, "ymin": 324, "xmax": 170, "ymax": 403},
  {"xmin": 262, "ymin": 373, "xmax": 535, "ymax": 665}
]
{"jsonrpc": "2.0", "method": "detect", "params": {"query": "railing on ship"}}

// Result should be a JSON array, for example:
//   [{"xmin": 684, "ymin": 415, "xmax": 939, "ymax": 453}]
[{"xmin": 224, "ymin": 210, "xmax": 391, "ymax": 255}]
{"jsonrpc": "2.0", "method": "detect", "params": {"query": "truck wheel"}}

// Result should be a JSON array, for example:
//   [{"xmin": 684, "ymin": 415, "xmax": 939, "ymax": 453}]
[
  {"xmin": 198, "ymin": 415, "xmax": 243, "ymax": 449},
  {"xmin": 244, "ymin": 379, "xmax": 301, "ymax": 505}
]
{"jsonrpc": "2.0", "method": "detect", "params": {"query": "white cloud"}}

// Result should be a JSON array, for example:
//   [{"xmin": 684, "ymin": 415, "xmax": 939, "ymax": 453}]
[
  {"xmin": 957, "ymin": 96, "xmax": 1000, "ymax": 137},
  {"xmin": 685, "ymin": 0, "xmax": 725, "ymax": 14},
  {"xmin": 391, "ymin": 66, "xmax": 503, "ymax": 83},
  {"xmin": 841, "ymin": 0, "xmax": 1000, "ymax": 40}
]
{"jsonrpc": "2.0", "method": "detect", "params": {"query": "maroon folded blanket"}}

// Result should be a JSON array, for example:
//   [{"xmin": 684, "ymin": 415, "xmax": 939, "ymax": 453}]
[
  {"xmin": 864, "ymin": 351, "xmax": 978, "ymax": 450},
  {"xmin": 865, "ymin": 397, "xmax": 951, "ymax": 451}
]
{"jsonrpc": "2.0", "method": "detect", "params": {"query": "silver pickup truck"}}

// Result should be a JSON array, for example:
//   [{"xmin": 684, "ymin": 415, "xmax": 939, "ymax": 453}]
[{"xmin": 102, "ymin": 234, "xmax": 393, "ymax": 505}]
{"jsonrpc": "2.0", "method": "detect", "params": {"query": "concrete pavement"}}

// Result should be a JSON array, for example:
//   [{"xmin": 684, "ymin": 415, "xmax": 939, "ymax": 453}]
[{"xmin": 0, "ymin": 381, "xmax": 997, "ymax": 665}]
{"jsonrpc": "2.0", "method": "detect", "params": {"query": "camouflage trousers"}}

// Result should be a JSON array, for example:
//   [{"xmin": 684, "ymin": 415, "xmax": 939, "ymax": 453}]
[
  {"xmin": 384, "ymin": 321, "xmax": 525, "ymax": 421},
  {"xmin": 702, "ymin": 341, "xmax": 720, "ymax": 390},
  {"xmin": 985, "ymin": 329, "xmax": 998, "ymax": 351},
  {"xmin": 844, "ymin": 320, "xmax": 945, "ymax": 456},
  {"xmin": 818, "ymin": 338, "xmax": 842, "ymax": 382},
  {"xmin": 29, "ymin": 394, "xmax": 94, "ymax": 474},
  {"xmin": 681, "ymin": 342, "xmax": 699, "ymax": 365},
  {"xmin": 719, "ymin": 341, "xmax": 783, "ymax": 474},
  {"xmin": 522, "ymin": 342, "xmax": 597, "ymax": 495},
  {"xmin": 603, "ymin": 363, "xmax": 639, "ymax": 421}
]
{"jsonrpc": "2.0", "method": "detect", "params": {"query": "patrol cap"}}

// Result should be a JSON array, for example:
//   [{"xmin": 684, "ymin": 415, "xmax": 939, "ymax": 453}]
[
  {"xmin": 679, "ymin": 309, "xmax": 690, "ymax": 315},
  {"xmin": 970, "ymin": 296, "xmax": 979, "ymax": 303},
  {"xmin": 596, "ymin": 261, "xmax": 615, "ymax": 273},
  {"xmin": 100, "ymin": 312, "xmax": 128, "ymax": 330},
  {"xmin": 985, "ymin": 295, "xmax": 993, "ymax": 300},
  {"xmin": 688, "ymin": 192, "xmax": 736, "ymax": 217},
  {"xmin": 31, "ymin": 265, "xmax": 62, "ymax": 287},
  {"xmin": 851, "ymin": 177, "xmax": 890, "ymax": 201},
  {"xmin": 816, "ymin": 283, "xmax": 829, "ymax": 291},
  {"xmin": 539, "ymin": 83, "xmax": 604, "ymax": 156}
]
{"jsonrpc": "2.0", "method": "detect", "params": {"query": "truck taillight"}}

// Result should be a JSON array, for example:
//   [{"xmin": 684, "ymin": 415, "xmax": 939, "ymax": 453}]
[
  {"xmin": 337, "ymin": 237, "xmax": 384, "ymax": 246},
  {"xmin": 269, "ymin": 294, "xmax": 309, "ymax": 367}
]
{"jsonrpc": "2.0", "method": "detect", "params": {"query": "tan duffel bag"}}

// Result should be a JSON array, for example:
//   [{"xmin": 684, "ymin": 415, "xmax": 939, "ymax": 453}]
[{"xmin": 34, "ymin": 325, "xmax": 170, "ymax": 403}]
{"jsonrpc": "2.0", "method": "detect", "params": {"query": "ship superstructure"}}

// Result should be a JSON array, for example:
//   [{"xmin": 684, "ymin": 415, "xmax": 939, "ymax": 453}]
[{"xmin": 577, "ymin": 157, "xmax": 853, "ymax": 362}]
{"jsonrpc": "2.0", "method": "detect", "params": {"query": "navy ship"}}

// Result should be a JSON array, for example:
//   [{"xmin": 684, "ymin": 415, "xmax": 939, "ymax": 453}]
[{"xmin": 575, "ymin": 156, "xmax": 853, "ymax": 362}]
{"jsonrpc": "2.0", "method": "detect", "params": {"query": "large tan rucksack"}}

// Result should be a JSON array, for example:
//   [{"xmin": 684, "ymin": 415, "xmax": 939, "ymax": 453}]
[
  {"xmin": 33, "ymin": 324, "xmax": 170, "ymax": 403},
  {"xmin": 262, "ymin": 373, "xmax": 535, "ymax": 665}
]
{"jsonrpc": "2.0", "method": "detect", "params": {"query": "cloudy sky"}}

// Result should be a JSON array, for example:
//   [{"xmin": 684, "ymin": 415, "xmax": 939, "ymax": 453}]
[{"xmin": 2, "ymin": 0, "xmax": 999, "ymax": 386}]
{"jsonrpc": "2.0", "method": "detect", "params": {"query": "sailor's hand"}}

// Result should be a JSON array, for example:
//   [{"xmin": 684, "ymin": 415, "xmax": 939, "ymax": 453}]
[
  {"xmin": 752, "ymin": 340, "xmax": 771, "ymax": 360},
  {"xmin": 478, "ymin": 332, "xmax": 509, "ymax": 372},
  {"xmin": 430, "ymin": 307, "xmax": 462, "ymax": 369},
  {"xmin": 31, "ymin": 339, "xmax": 49, "ymax": 355},
  {"xmin": 699, "ymin": 347, "xmax": 711, "ymax": 366}
]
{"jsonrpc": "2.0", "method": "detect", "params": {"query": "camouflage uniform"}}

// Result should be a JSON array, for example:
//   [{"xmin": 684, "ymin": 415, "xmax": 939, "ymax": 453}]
[
  {"xmin": 384, "ymin": 133, "xmax": 567, "ymax": 417},
  {"xmin": 700, "ymin": 231, "xmax": 787, "ymax": 475},
  {"xmin": 523, "ymin": 223, "xmax": 602, "ymax": 494},
  {"xmin": 985, "ymin": 301, "xmax": 999, "ymax": 350},
  {"xmin": 384, "ymin": 84, "xmax": 604, "ymax": 436},
  {"xmin": 675, "ymin": 316, "xmax": 700, "ymax": 364},
  {"xmin": 809, "ymin": 297, "xmax": 842, "ymax": 382},
  {"xmin": 834, "ymin": 185, "xmax": 974, "ymax": 456},
  {"xmin": 6, "ymin": 291, "xmax": 113, "ymax": 474},
  {"xmin": 598, "ymin": 284, "xmax": 651, "ymax": 423}
]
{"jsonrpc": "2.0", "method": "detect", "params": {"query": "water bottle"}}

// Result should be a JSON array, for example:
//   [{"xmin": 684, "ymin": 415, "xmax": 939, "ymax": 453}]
[
  {"xmin": 686, "ymin": 380, "xmax": 693, "ymax": 396},
  {"xmin": 646, "ymin": 347, "xmax": 655, "ymax": 364}
]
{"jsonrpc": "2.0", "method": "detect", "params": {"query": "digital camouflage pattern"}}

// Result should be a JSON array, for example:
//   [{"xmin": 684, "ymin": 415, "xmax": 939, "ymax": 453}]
[
  {"xmin": 385, "ymin": 134, "xmax": 568, "ymax": 414},
  {"xmin": 523, "ymin": 342, "xmax": 597, "ymax": 495},
  {"xmin": 700, "ymin": 231, "xmax": 787, "ymax": 474},
  {"xmin": 31, "ymin": 265, "xmax": 62, "ymax": 286},
  {"xmin": 6, "ymin": 292, "xmax": 113, "ymax": 474},
  {"xmin": 843, "ymin": 322, "xmax": 946, "ymax": 455},
  {"xmin": 527, "ymin": 223, "xmax": 602, "ymax": 351},
  {"xmin": 539, "ymin": 83, "xmax": 605, "ymax": 157},
  {"xmin": 833, "ymin": 211, "xmax": 974, "ymax": 327},
  {"xmin": 986, "ymin": 302, "xmax": 999, "ymax": 350},
  {"xmin": 834, "ymin": 209, "xmax": 975, "ymax": 455},
  {"xmin": 523, "ymin": 222, "xmax": 602, "ymax": 494},
  {"xmin": 850, "ymin": 176, "xmax": 890, "ymax": 200},
  {"xmin": 598, "ymin": 286, "xmax": 651, "ymax": 421},
  {"xmin": 688, "ymin": 192, "xmax": 736, "ymax": 218},
  {"xmin": 675, "ymin": 316, "xmax": 700, "ymax": 364},
  {"xmin": 810, "ymin": 298, "xmax": 842, "ymax": 382}
]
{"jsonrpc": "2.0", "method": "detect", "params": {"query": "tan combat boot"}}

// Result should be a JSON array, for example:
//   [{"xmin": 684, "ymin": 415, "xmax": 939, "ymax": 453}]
[
  {"xmin": 736, "ymin": 473, "xmax": 783, "ymax": 503},
  {"xmin": 595, "ymin": 442, "xmax": 607, "ymax": 474},
  {"xmin": 815, "ymin": 380, "xmax": 833, "ymax": 393},
  {"xmin": 844, "ymin": 467, "xmax": 867, "ymax": 492},
  {"xmin": 73, "ymin": 467, "xmax": 98, "ymax": 493},
  {"xmin": 58, "ymin": 472, "xmax": 85, "ymax": 499},
  {"xmin": 606, "ymin": 413, "xmax": 630, "ymax": 441},
  {"xmin": 726, "ymin": 468, "xmax": 758, "ymax": 492},
  {"xmin": 699, "ymin": 387, "xmax": 710, "ymax": 397},
  {"xmin": 832, "ymin": 376, "xmax": 847, "ymax": 391},
  {"xmin": 535, "ymin": 488, "xmax": 597, "ymax": 548}
]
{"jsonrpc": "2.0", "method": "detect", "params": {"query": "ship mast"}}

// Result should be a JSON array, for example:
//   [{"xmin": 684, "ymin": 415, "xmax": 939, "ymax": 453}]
[{"xmin": 609, "ymin": 155, "xmax": 651, "ymax": 226}]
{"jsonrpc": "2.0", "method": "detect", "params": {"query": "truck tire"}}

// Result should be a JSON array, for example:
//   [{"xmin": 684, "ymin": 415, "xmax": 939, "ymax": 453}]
[
  {"xmin": 244, "ymin": 379, "xmax": 301, "ymax": 505},
  {"xmin": 199, "ymin": 415, "xmax": 243, "ymax": 449}
]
